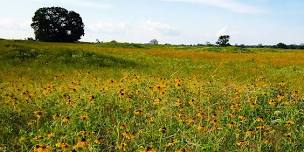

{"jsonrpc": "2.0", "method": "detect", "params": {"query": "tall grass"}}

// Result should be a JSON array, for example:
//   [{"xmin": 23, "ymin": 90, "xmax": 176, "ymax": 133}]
[{"xmin": 0, "ymin": 40, "xmax": 304, "ymax": 151}]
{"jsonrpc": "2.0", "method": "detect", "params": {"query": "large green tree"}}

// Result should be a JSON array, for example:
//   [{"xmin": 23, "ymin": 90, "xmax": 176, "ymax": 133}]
[
  {"xmin": 216, "ymin": 35, "xmax": 230, "ymax": 47},
  {"xmin": 31, "ymin": 7, "xmax": 84, "ymax": 42}
]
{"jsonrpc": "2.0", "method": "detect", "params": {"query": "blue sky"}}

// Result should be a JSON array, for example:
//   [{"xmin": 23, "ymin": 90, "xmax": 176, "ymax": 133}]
[{"xmin": 0, "ymin": 0, "xmax": 303, "ymax": 45}]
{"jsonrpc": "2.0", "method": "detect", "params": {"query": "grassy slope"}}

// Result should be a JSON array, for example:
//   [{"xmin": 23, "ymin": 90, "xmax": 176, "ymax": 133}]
[{"xmin": 0, "ymin": 40, "xmax": 304, "ymax": 151}]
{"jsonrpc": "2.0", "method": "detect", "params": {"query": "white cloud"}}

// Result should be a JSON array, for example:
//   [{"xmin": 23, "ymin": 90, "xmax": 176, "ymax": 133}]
[
  {"xmin": 82, "ymin": 20, "xmax": 182, "ymax": 44},
  {"xmin": 87, "ymin": 22, "xmax": 128, "ymax": 34},
  {"xmin": 0, "ymin": 19, "xmax": 30, "ymax": 30},
  {"xmin": 216, "ymin": 26, "xmax": 229, "ymax": 37},
  {"xmin": 141, "ymin": 20, "xmax": 180, "ymax": 37},
  {"xmin": 30, "ymin": 0, "xmax": 112, "ymax": 9},
  {"xmin": 163, "ymin": 0, "xmax": 265, "ymax": 14},
  {"xmin": 0, "ymin": 18, "xmax": 33, "ymax": 39}
]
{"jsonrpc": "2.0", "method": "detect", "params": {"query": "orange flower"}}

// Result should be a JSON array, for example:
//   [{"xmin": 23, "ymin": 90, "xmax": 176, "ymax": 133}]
[
  {"xmin": 122, "ymin": 131, "xmax": 135, "ymax": 140},
  {"xmin": 34, "ymin": 111, "xmax": 43, "ymax": 119},
  {"xmin": 256, "ymin": 125, "xmax": 265, "ymax": 129},
  {"xmin": 236, "ymin": 140, "xmax": 249, "ymax": 147},
  {"xmin": 256, "ymin": 117, "xmax": 264, "ymax": 122},
  {"xmin": 55, "ymin": 142, "xmax": 69, "ymax": 149},
  {"xmin": 94, "ymin": 137, "xmax": 103, "ymax": 145},
  {"xmin": 47, "ymin": 132, "xmax": 55, "ymax": 139},
  {"xmin": 140, "ymin": 146, "xmax": 156, "ymax": 152},
  {"xmin": 117, "ymin": 143, "xmax": 127, "ymax": 151},
  {"xmin": 74, "ymin": 138, "xmax": 88, "ymax": 149},
  {"xmin": 80, "ymin": 114, "xmax": 89, "ymax": 121},
  {"xmin": 62, "ymin": 116, "xmax": 71, "ymax": 123},
  {"xmin": 34, "ymin": 145, "xmax": 52, "ymax": 152}
]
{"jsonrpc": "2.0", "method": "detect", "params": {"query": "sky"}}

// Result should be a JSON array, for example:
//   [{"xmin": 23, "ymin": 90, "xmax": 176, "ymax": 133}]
[{"xmin": 0, "ymin": 0, "xmax": 304, "ymax": 45}]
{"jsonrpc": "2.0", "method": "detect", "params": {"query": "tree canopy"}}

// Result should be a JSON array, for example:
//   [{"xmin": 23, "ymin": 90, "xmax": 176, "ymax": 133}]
[
  {"xmin": 216, "ymin": 35, "xmax": 231, "ymax": 47},
  {"xmin": 31, "ymin": 7, "xmax": 84, "ymax": 42}
]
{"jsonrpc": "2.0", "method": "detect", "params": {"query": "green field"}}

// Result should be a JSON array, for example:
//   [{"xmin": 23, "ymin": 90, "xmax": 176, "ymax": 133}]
[{"xmin": 1, "ymin": 40, "xmax": 304, "ymax": 151}]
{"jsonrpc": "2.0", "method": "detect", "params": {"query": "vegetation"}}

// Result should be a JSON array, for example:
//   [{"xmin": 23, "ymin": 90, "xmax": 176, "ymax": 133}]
[
  {"xmin": 31, "ymin": 7, "xmax": 84, "ymax": 42},
  {"xmin": 216, "ymin": 35, "xmax": 231, "ymax": 47},
  {"xmin": 1, "ymin": 39, "xmax": 304, "ymax": 151}
]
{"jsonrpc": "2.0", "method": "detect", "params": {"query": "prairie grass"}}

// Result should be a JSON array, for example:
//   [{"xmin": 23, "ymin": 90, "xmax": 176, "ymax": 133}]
[{"xmin": 0, "ymin": 40, "xmax": 304, "ymax": 151}]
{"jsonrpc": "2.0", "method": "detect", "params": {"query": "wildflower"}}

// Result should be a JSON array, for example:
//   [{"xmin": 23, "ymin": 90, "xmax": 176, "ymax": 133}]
[
  {"xmin": 175, "ymin": 98, "xmax": 182, "ymax": 107},
  {"xmin": 27, "ymin": 121, "xmax": 34, "ymax": 127},
  {"xmin": 47, "ymin": 132, "xmax": 55, "ymax": 139},
  {"xmin": 196, "ymin": 112, "xmax": 206, "ymax": 119},
  {"xmin": 285, "ymin": 120, "xmax": 295, "ymax": 127},
  {"xmin": 236, "ymin": 140, "xmax": 249, "ymax": 147},
  {"xmin": 147, "ymin": 116, "xmax": 155, "ymax": 123},
  {"xmin": 136, "ymin": 90, "xmax": 141, "ymax": 95},
  {"xmin": 117, "ymin": 143, "xmax": 127, "ymax": 151},
  {"xmin": 285, "ymin": 133, "xmax": 292, "ymax": 138},
  {"xmin": 80, "ymin": 114, "xmax": 89, "ymax": 121},
  {"xmin": 34, "ymin": 110, "xmax": 43, "ymax": 119},
  {"xmin": 256, "ymin": 125, "xmax": 265, "ymax": 129},
  {"xmin": 119, "ymin": 89, "xmax": 126, "ymax": 96},
  {"xmin": 94, "ymin": 137, "xmax": 103, "ymax": 145},
  {"xmin": 159, "ymin": 127, "xmax": 167, "ymax": 134},
  {"xmin": 62, "ymin": 116, "xmax": 71, "ymax": 123},
  {"xmin": 74, "ymin": 138, "xmax": 88, "ymax": 149},
  {"xmin": 197, "ymin": 125, "xmax": 206, "ymax": 132},
  {"xmin": 55, "ymin": 142, "xmax": 69, "ymax": 149},
  {"xmin": 227, "ymin": 122, "xmax": 236, "ymax": 128},
  {"xmin": 122, "ymin": 131, "xmax": 135, "ymax": 140},
  {"xmin": 88, "ymin": 95, "xmax": 95, "ymax": 101},
  {"xmin": 134, "ymin": 110, "xmax": 143, "ymax": 116},
  {"xmin": 256, "ymin": 117, "xmax": 264, "ymax": 122},
  {"xmin": 185, "ymin": 117, "xmax": 194, "ymax": 125},
  {"xmin": 140, "ymin": 146, "xmax": 156, "ymax": 152},
  {"xmin": 176, "ymin": 148, "xmax": 187, "ymax": 152},
  {"xmin": 52, "ymin": 113, "xmax": 61, "ymax": 120},
  {"xmin": 277, "ymin": 94, "xmax": 285, "ymax": 102},
  {"xmin": 33, "ymin": 136, "xmax": 43, "ymax": 142},
  {"xmin": 188, "ymin": 99, "xmax": 195, "ymax": 106},
  {"xmin": 238, "ymin": 115, "xmax": 246, "ymax": 122},
  {"xmin": 34, "ymin": 145, "xmax": 52, "ymax": 152},
  {"xmin": 268, "ymin": 99, "xmax": 275, "ymax": 106},
  {"xmin": 245, "ymin": 130, "xmax": 254, "ymax": 137},
  {"xmin": 120, "ymin": 123, "xmax": 127, "ymax": 129},
  {"xmin": 175, "ymin": 79, "xmax": 182, "ymax": 87},
  {"xmin": 291, "ymin": 90, "xmax": 299, "ymax": 100},
  {"xmin": 166, "ymin": 139, "xmax": 178, "ymax": 147},
  {"xmin": 153, "ymin": 98, "xmax": 161, "ymax": 105},
  {"xmin": 79, "ymin": 130, "xmax": 87, "ymax": 136}
]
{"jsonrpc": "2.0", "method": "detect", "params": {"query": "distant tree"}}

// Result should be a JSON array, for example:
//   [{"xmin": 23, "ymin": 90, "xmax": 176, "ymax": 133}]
[
  {"xmin": 31, "ymin": 7, "xmax": 84, "ymax": 42},
  {"xmin": 289, "ymin": 44, "xmax": 297, "ymax": 49},
  {"xmin": 206, "ymin": 41, "xmax": 213, "ymax": 47},
  {"xmin": 257, "ymin": 44, "xmax": 264, "ymax": 48},
  {"xmin": 276, "ymin": 43, "xmax": 288, "ymax": 49},
  {"xmin": 27, "ymin": 37, "xmax": 35, "ymax": 41},
  {"xmin": 96, "ymin": 39, "xmax": 101, "ymax": 43},
  {"xmin": 216, "ymin": 35, "xmax": 230, "ymax": 47},
  {"xmin": 110, "ymin": 40, "xmax": 118, "ymax": 43},
  {"xmin": 149, "ymin": 39, "xmax": 159, "ymax": 45},
  {"xmin": 239, "ymin": 44, "xmax": 245, "ymax": 48}
]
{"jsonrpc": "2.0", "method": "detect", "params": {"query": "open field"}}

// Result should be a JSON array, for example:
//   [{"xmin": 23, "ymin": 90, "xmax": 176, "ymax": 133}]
[{"xmin": 1, "ymin": 40, "xmax": 304, "ymax": 151}]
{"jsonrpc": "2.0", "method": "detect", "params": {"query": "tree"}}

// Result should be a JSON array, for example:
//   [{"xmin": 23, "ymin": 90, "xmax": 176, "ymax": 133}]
[
  {"xmin": 149, "ymin": 39, "xmax": 159, "ymax": 45},
  {"xmin": 31, "ymin": 7, "xmax": 84, "ymax": 42},
  {"xmin": 276, "ymin": 43, "xmax": 288, "ymax": 49},
  {"xmin": 216, "ymin": 35, "xmax": 230, "ymax": 47}
]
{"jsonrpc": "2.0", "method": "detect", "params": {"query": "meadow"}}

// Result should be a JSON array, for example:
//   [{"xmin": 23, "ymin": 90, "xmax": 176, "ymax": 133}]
[{"xmin": 0, "ymin": 39, "xmax": 304, "ymax": 151}]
